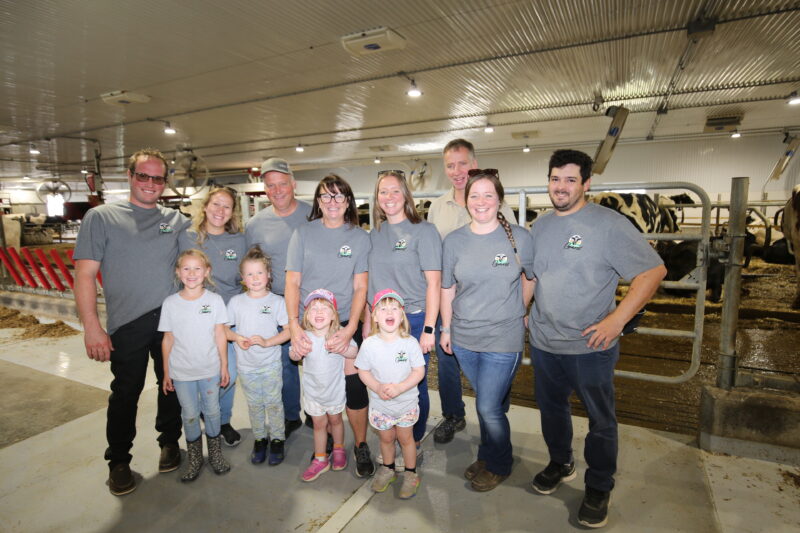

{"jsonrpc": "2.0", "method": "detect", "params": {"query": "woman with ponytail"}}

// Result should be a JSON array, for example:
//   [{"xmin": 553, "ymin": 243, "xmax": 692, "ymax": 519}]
[{"xmin": 439, "ymin": 169, "xmax": 534, "ymax": 492}]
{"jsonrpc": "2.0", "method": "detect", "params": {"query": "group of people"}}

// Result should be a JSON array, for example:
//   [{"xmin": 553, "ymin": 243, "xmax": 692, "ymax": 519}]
[{"xmin": 75, "ymin": 139, "xmax": 665, "ymax": 528}]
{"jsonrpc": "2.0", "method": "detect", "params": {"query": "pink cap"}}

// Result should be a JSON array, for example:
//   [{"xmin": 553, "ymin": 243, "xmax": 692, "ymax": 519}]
[
  {"xmin": 372, "ymin": 288, "xmax": 404, "ymax": 312},
  {"xmin": 304, "ymin": 288, "xmax": 337, "ymax": 310}
]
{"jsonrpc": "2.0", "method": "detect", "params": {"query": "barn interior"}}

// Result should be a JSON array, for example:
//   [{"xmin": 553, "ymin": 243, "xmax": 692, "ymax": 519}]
[{"xmin": 1, "ymin": 1, "xmax": 799, "ymax": 532}]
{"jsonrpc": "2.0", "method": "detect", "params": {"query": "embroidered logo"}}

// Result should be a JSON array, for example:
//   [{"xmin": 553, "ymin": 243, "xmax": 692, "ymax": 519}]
[
  {"xmin": 492, "ymin": 253, "xmax": 509, "ymax": 267},
  {"xmin": 200, "ymin": 304, "xmax": 211, "ymax": 314},
  {"xmin": 260, "ymin": 305, "xmax": 271, "ymax": 314},
  {"xmin": 395, "ymin": 351, "xmax": 408, "ymax": 363},
  {"xmin": 338, "ymin": 245, "xmax": 352, "ymax": 258},
  {"xmin": 224, "ymin": 249, "xmax": 237, "ymax": 260},
  {"xmin": 394, "ymin": 239, "xmax": 408, "ymax": 251},
  {"xmin": 564, "ymin": 234, "xmax": 583, "ymax": 250},
  {"xmin": 159, "ymin": 223, "xmax": 173, "ymax": 234}
]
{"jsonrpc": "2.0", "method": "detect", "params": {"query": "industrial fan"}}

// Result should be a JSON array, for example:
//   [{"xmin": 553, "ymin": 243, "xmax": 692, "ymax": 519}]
[
  {"xmin": 169, "ymin": 148, "xmax": 210, "ymax": 198},
  {"xmin": 408, "ymin": 160, "xmax": 428, "ymax": 191},
  {"xmin": 36, "ymin": 179, "xmax": 73, "ymax": 203}
]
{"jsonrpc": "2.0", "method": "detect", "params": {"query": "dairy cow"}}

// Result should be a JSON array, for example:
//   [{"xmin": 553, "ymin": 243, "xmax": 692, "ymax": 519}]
[
  {"xmin": 589, "ymin": 192, "xmax": 678, "ymax": 234},
  {"xmin": 781, "ymin": 185, "xmax": 800, "ymax": 308}
]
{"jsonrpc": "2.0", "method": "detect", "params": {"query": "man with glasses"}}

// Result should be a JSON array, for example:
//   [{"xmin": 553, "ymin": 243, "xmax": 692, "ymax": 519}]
[
  {"xmin": 75, "ymin": 148, "xmax": 190, "ymax": 496},
  {"xmin": 245, "ymin": 157, "xmax": 312, "ymax": 439},
  {"xmin": 426, "ymin": 138, "xmax": 516, "ymax": 444}
]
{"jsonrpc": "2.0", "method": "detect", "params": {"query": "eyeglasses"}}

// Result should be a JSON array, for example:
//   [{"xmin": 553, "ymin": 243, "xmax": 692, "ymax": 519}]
[
  {"xmin": 378, "ymin": 170, "xmax": 406, "ymax": 178},
  {"xmin": 467, "ymin": 168, "xmax": 499, "ymax": 178},
  {"xmin": 133, "ymin": 171, "xmax": 167, "ymax": 185},
  {"xmin": 319, "ymin": 193, "xmax": 347, "ymax": 204}
]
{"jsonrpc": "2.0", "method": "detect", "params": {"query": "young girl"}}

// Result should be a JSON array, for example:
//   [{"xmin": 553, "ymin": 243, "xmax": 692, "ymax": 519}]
[
  {"xmin": 356, "ymin": 289, "xmax": 425, "ymax": 499},
  {"xmin": 289, "ymin": 288, "xmax": 357, "ymax": 482},
  {"xmin": 160, "ymin": 249, "xmax": 231, "ymax": 482},
  {"xmin": 226, "ymin": 246, "xmax": 290, "ymax": 466}
]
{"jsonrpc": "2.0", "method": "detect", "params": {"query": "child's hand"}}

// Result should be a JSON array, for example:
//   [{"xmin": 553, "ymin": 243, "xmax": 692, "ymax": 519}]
[
  {"xmin": 162, "ymin": 375, "xmax": 174, "ymax": 395},
  {"xmin": 382, "ymin": 383, "xmax": 401, "ymax": 399},
  {"xmin": 220, "ymin": 369, "xmax": 230, "ymax": 388},
  {"xmin": 250, "ymin": 335, "xmax": 267, "ymax": 348},
  {"xmin": 235, "ymin": 335, "xmax": 251, "ymax": 350}
]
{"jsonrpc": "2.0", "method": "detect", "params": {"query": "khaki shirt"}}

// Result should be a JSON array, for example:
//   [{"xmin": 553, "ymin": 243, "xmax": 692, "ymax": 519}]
[{"xmin": 427, "ymin": 188, "xmax": 518, "ymax": 238}]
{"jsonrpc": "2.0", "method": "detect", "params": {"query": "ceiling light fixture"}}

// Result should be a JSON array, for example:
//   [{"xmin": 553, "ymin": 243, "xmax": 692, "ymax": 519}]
[
  {"xmin": 23, "ymin": 176, "xmax": 30, "ymax": 180},
  {"xmin": 80, "ymin": 167, "xmax": 89, "ymax": 174},
  {"xmin": 374, "ymin": 157, "xmax": 381, "ymax": 164},
  {"xmin": 788, "ymin": 91, "xmax": 800, "ymax": 105},
  {"xmin": 484, "ymin": 123, "xmax": 494, "ymax": 133},
  {"xmin": 407, "ymin": 79, "xmax": 422, "ymax": 98},
  {"xmin": 731, "ymin": 130, "xmax": 741, "ymax": 138},
  {"xmin": 523, "ymin": 145, "xmax": 531, "ymax": 153},
  {"xmin": 295, "ymin": 143, "xmax": 304, "ymax": 152},
  {"xmin": 163, "ymin": 121, "xmax": 176, "ymax": 135},
  {"xmin": 29, "ymin": 144, "xmax": 40, "ymax": 155},
  {"xmin": 251, "ymin": 166, "xmax": 259, "ymax": 171}
]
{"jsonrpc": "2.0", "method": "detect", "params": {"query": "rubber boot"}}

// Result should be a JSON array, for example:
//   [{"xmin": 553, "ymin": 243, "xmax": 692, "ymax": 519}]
[
  {"xmin": 181, "ymin": 437, "xmax": 204, "ymax": 483},
  {"xmin": 207, "ymin": 434, "xmax": 231, "ymax": 475}
]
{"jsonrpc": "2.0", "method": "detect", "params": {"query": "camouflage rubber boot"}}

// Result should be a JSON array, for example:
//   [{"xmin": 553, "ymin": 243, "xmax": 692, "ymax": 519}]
[
  {"xmin": 181, "ymin": 438, "xmax": 204, "ymax": 483},
  {"xmin": 206, "ymin": 435, "xmax": 231, "ymax": 475}
]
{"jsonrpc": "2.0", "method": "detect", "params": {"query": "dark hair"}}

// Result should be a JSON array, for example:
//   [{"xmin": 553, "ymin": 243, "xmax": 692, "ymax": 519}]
[
  {"xmin": 442, "ymin": 138, "xmax": 475, "ymax": 159},
  {"xmin": 307, "ymin": 174, "xmax": 359, "ymax": 227},
  {"xmin": 239, "ymin": 245, "xmax": 272, "ymax": 290},
  {"xmin": 465, "ymin": 170, "xmax": 520, "ymax": 265},
  {"xmin": 372, "ymin": 171, "xmax": 422, "ymax": 230},
  {"xmin": 548, "ymin": 149, "xmax": 593, "ymax": 183}
]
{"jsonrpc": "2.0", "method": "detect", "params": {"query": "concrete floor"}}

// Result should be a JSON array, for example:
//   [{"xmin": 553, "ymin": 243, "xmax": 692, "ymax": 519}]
[{"xmin": 0, "ymin": 326, "xmax": 798, "ymax": 532}]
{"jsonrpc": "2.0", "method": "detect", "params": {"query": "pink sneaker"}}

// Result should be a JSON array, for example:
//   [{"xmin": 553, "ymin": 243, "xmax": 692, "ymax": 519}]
[
  {"xmin": 302, "ymin": 458, "xmax": 330, "ymax": 482},
  {"xmin": 331, "ymin": 448, "xmax": 347, "ymax": 471}
]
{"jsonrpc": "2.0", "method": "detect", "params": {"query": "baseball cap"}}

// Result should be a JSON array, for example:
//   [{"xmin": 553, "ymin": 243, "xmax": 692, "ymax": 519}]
[
  {"xmin": 304, "ymin": 288, "xmax": 337, "ymax": 310},
  {"xmin": 260, "ymin": 157, "xmax": 293, "ymax": 177},
  {"xmin": 372, "ymin": 288, "xmax": 404, "ymax": 311}
]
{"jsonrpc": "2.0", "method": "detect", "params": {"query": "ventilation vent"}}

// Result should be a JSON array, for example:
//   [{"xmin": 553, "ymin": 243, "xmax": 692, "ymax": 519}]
[
  {"xmin": 101, "ymin": 90, "xmax": 151, "ymax": 106},
  {"xmin": 341, "ymin": 27, "xmax": 407, "ymax": 56},
  {"xmin": 704, "ymin": 115, "xmax": 742, "ymax": 133},
  {"xmin": 511, "ymin": 130, "xmax": 539, "ymax": 140}
]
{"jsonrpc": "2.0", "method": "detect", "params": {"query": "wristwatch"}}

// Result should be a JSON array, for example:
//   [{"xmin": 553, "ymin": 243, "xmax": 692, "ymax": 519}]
[
  {"xmin": 423, "ymin": 325, "xmax": 434, "ymax": 334},
  {"xmin": 440, "ymin": 326, "xmax": 450, "ymax": 334}
]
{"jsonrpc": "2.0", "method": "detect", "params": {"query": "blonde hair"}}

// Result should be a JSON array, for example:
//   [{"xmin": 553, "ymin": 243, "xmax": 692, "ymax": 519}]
[
  {"xmin": 302, "ymin": 298, "xmax": 341, "ymax": 338},
  {"xmin": 191, "ymin": 187, "xmax": 243, "ymax": 245},
  {"xmin": 239, "ymin": 245, "xmax": 272, "ymax": 291},
  {"xmin": 372, "ymin": 171, "xmax": 422, "ymax": 231},
  {"xmin": 128, "ymin": 148, "xmax": 168, "ymax": 175},
  {"xmin": 369, "ymin": 297, "xmax": 410, "ymax": 337},
  {"xmin": 175, "ymin": 248, "xmax": 216, "ymax": 289}
]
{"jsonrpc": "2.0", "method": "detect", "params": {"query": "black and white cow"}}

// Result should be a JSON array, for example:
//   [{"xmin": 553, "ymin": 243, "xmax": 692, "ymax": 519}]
[
  {"xmin": 589, "ymin": 192, "xmax": 678, "ymax": 234},
  {"xmin": 781, "ymin": 184, "xmax": 800, "ymax": 309}
]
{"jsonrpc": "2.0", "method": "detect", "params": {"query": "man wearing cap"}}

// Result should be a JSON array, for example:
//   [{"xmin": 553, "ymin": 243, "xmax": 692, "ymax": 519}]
[
  {"xmin": 426, "ymin": 138, "xmax": 517, "ymax": 445},
  {"xmin": 75, "ymin": 148, "xmax": 190, "ymax": 495},
  {"xmin": 245, "ymin": 157, "xmax": 312, "ymax": 437}
]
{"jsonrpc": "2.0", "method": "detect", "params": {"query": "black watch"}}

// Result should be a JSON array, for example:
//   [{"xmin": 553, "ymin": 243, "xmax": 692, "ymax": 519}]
[{"xmin": 423, "ymin": 326, "xmax": 434, "ymax": 334}]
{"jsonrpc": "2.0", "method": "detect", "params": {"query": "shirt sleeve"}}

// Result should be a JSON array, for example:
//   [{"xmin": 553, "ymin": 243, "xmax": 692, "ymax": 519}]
[
  {"xmin": 408, "ymin": 338, "xmax": 425, "ymax": 368},
  {"xmin": 354, "ymin": 340, "xmax": 372, "ymax": 370},
  {"xmin": 157, "ymin": 297, "xmax": 173, "ymax": 332},
  {"xmin": 441, "ymin": 234, "xmax": 457, "ymax": 289},
  {"xmin": 275, "ymin": 295, "xmax": 289, "ymax": 327},
  {"xmin": 354, "ymin": 229, "xmax": 370, "ymax": 274},
  {"xmin": 605, "ymin": 216, "xmax": 664, "ymax": 281},
  {"xmin": 514, "ymin": 226, "xmax": 535, "ymax": 279},
  {"xmin": 419, "ymin": 223, "xmax": 443, "ymax": 271},
  {"xmin": 285, "ymin": 226, "xmax": 304, "ymax": 272},
  {"xmin": 226, "ymin": 296, "xmax": 237, "ymax": 326},
  {"xmin": 73, "ymin": 208, "xmax": 107, "ymax": 261}
]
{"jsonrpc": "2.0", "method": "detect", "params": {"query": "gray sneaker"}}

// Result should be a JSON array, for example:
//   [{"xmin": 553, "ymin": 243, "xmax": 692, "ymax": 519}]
[
  {"xmin": 398, "ymin": 470, "xmax": 420, "ymax": 499},
  {"xmin": 371, "ymin": 465, "xmax": 397, "ymax": 493}
]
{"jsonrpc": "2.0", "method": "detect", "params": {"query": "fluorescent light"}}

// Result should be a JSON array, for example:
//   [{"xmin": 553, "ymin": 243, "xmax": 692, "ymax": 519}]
[{"xmin": 731, "ymin": 130, "xmax": 741, "ymax": 138}]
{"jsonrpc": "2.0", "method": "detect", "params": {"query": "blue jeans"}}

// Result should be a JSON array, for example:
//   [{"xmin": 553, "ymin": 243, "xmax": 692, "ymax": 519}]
[
  {"xmin": 174, "ymin": 376, "xmax": 222, "ymax": 443},
  {"xmin": 407, "ymin": 311, "xmax": 432, "ymax": 442},
  {"xmin": 531, "ymin": 345, "xmax": 619, "ymax": 492},
  {"xmin": 452, "ymin": 344, "xmax": 521, "ymax": 476},
  {"xmin": 436, "ymin": 323, "xmax": 465, "ymax": 419},
  {"xmin": 219, "ymin": 341, "xmax": 237, "ymax": 425},
  {"xmin": 280, "ymin": 330, "xmax": 301, "ymax": 421}
]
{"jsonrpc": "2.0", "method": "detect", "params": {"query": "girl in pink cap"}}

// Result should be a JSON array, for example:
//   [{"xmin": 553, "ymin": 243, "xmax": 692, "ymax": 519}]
[
  {"xmin": 356, "ymin": 289, "xmax": 425, "ymax": 499},
  {"xmin": 290, "ymin": 288, "xmax": 357, "ymax": 481}
]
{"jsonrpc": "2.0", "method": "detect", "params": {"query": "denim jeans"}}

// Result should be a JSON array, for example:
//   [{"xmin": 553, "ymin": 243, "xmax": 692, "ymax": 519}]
[
  {"xmin": 106, "ymin": 308, "xmax": 181, "ymax": 468},
  {"xmin": 531, "ymin": 345, "xmax": 619, "ymax": 492},
  {"xmin": 219, "ymin": 341, "xmax": 237, "ymax": 425},
  {"xmin": 451, "ymin": 344, "xmax": 521, "ymax": 476},
  {"xmin": 436, "ymin": 324, "xmax": 465, "ymax": 419},
  {"xmin": 239, "ymin": 363, "xmax": 284, "ymax": 440},
  {"xmin": 406, "ymin": 311, "xmax": 432, "ymax": 442},
  {"xmin": 280, "ymin": 330, "xmax": 302, "ymax": 421},
  {"xmin": 173, "ymin": 376, "xmax": 222, "ymax": 443}
]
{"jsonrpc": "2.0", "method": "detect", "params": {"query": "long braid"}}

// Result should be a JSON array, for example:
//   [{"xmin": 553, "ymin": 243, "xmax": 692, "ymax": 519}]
[{"xmin": 497, "ymin": 212, "xmax": 521, "ymax": 266}]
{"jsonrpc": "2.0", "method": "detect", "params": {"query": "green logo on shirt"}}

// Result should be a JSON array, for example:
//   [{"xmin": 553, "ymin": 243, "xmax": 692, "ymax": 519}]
[
  {"xmin": 338, "ymin": 245, "xmax": 352, "ymax": 258},
  {"xmin": 260, "ymin": 305, "xmax": 271, "ymax": 314},
  {"xmin": 492, "ymin": 253, "xmax": 509, "ymax": 267},
  {"xmin": 225, "ymin": 249, "xmax": 238, "ymax": 260},
  {"xmin": 394, "ymin": 239, "xmax": 408, "ymax": 251},
  {"xmin": 395, "ymin": 351, "xmax": 408, "ymax": 363},
  {"xmin": 565, "ymin": 234, "xmax": 583, "ymax": 249},
  {"xmin": 159, "ymin": 223, "xmax": 173, "ymax": 234},
  {"xmin": 200, "ymin": 304, "xmax": 211, "ymax": 314}
]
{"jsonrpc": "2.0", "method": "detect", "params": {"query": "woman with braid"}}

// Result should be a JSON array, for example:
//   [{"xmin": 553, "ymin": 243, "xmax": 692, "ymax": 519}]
[{"xmin": 439, "ymin": 169, "xmax": 534, "ymax": 492}]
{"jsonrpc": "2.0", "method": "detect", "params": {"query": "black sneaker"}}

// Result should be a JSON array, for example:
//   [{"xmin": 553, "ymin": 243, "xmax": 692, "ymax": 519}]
[
  {"xmin": 251, "ymin": 439, "xmax": 268, "ymax": 464},
  {"xmin": 220, "ymin": 423, "xmax": 241, "ymax": 447},
  {"xmin": 354, "ymin": 442, "xmax": 375, "ymax": 478},
  {"xmin": 433, "ymin": 415, "xmax": 466, "ymax": 444},
  {"xmin": 158, "ymin": 442, "xmax": 181, "ymax": 473},
  {"xmin": 531, "ymin": 460, "xmax": 576, "ymax": 494},
  {"xmin": 285, "ymin": 418, "xmax": 302, "ymax": 439},
  {"xmin": 578, "ymin": 487, "xmax": 610, "ymax": 528},
  {"xmin": 268, "ymin": 439, "xmax": 285, "ymax": 466},
  {"xmin": 108, "ymin": 463, "xmax": 136, "ymax": 496}
]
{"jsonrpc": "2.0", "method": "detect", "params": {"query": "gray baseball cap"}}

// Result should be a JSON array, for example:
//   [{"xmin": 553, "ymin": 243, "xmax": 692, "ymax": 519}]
[{"xmin": 260, "ymin": 157, "xmax": 293, "ymax": 177}]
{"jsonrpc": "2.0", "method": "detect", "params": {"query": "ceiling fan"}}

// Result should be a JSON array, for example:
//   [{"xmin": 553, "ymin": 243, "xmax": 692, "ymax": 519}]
[
  {"xmin": 168, "ymin": 148, "xmax": 209, "ymax": 198},
  {"xmin": 36, "ymin": 179, "xmax": 72, "ymax": 203}
]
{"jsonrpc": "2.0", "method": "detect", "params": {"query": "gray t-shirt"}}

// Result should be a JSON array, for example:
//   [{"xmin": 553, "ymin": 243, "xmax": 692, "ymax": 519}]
[
  {"xmin": 245, "ymin": 201, "xmax": 312, "ymax": 296},
  {"xmin": 302, "ymin": 332, "xmax": 356, "ymax": 406},
  {"xmin": 367, "ymin": 219, "xmax": 442, "ymax": 314},
  {"xmin": 528, "ymin": 203, "xmax": 664, "ymax": 354},
  {"xmin": 226, "ymin": 291, "xmax": 288, "ymax": 372},
  {"xmin": 355, "ymin": 335, "xmax": 425, "ymax": 417},
  {"xmin": 442, "ymin": 223, "xmax": 534, "ymax": 352},
  {"xmin": 158, "ymin": 289, "xmax": 228, "ymax": 381},
  {"xmin": 179, "ymin": 229, "xmax": 247, "ymax": 304},
  {"xmin": 286, "ymin": 219, "xmax": 370, "ymax": 320},
  {"xmin": 74, "ymin": 201, "xmax": 190, "ymax": 334}
]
